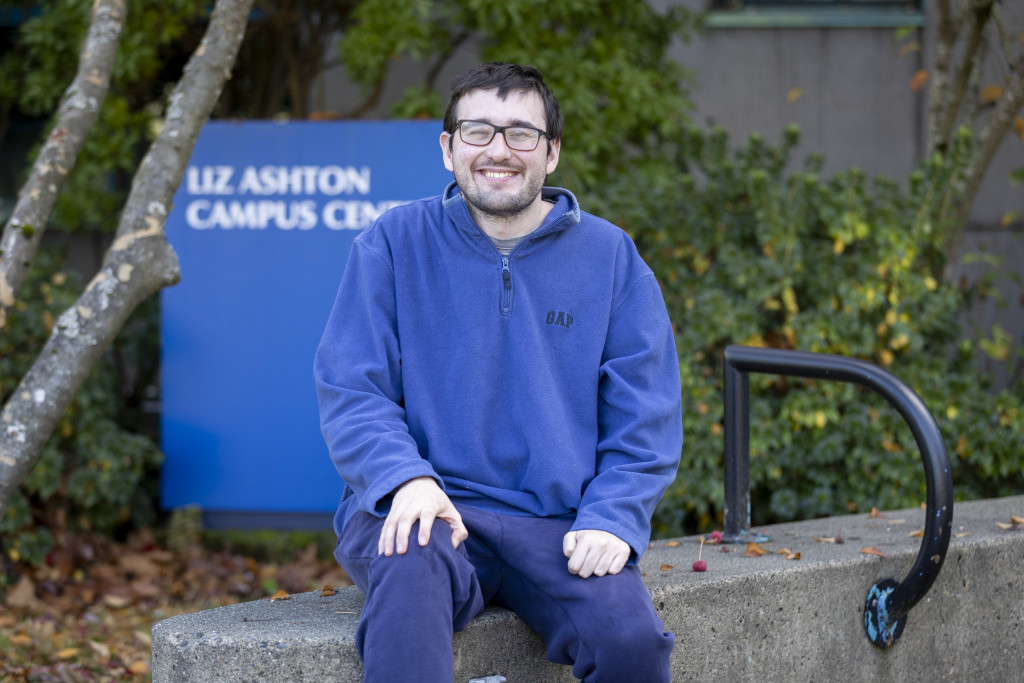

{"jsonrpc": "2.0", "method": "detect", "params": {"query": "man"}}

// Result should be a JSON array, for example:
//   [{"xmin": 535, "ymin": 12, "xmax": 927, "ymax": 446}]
[{"xmin": 314, "ymin": 62, "xmax": 682, "ymax": 682}]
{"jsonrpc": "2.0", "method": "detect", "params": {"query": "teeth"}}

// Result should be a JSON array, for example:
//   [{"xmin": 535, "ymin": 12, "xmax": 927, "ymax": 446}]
[{"xmin": 482, "ymin": 171, "xmax": 515, "ymax": 178}]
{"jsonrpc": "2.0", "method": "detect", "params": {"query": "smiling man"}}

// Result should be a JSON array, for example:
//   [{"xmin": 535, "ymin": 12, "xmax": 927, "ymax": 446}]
[{"xmin": 315, "ymin": 62, "xmax": 683, "ymax": 682}]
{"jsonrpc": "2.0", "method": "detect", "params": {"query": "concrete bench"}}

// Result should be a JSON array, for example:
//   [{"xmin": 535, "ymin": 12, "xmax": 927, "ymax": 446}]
[{"xmin": 153, "ymin": 495, "xmax": 1024, "ymax": 681}]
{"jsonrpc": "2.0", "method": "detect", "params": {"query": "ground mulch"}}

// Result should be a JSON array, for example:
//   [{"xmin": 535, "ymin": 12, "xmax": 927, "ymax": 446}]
[{"xmin": 0, "ymin": 528, "xmax": 352, "ymax": 682}]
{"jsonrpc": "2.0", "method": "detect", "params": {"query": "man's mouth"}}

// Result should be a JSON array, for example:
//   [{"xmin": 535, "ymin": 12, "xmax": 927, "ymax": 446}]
[{"xmin": 480, "ymin": 170, "xmax": 517, "ymax": 179}]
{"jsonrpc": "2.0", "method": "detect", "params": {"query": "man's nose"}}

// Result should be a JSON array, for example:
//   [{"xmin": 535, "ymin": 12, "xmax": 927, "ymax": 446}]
[{"xmin": 484, "ymin": 131, "xmax": 513, "ymax": 159}]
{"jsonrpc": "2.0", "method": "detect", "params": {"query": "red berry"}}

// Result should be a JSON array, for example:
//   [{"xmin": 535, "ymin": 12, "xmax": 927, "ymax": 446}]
[
  {"xmin": 709, "ymin": 531, "xmax": 723, "ymax": 544},
  {"xmin": 692, "ymin": 560, "xmax": 707, "ymax": 572}
]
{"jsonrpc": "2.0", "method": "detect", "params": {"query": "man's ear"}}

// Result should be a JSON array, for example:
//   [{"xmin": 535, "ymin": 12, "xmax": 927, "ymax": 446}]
[
  {"xmin": 440, "ymin": 132, "xmax": 455, "ymax": 172},
  {"xmin": 545, "ymin": 138, "xmax": 561, "ymax": 176}
]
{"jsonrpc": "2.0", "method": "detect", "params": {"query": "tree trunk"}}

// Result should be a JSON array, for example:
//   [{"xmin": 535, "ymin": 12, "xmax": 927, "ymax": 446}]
[
  {"xmin": 0, "ymin": 0, "xmax": 125, "ymax": 330},
  {"xmin": 0, "ymin": 0, "xmax": 256, "ymax": 516}
]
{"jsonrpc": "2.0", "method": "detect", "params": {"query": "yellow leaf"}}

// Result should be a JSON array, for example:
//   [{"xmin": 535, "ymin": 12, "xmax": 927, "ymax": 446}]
[
  {"xmin": 270, "ymin": 589, "xmax": 291, "ymax": 601},
  {"xmin": 910, "ymin": 69, "xmax": 929, "ymax": 92},
  {"xmin": 664, "ymin": 540, "xmax": 681, "ymax": 546},
  {"xmin": 660, "ymin": 564, "xmax": 675, "ymax": 571},
  {"xmin": 879, "ymin": 349, "xmax": 894, "ymax": 366},
  {"xmin": 833, "ymin": 238, "xmax": 846, "ymax": 255},
  {"xmin": 861, "ymin": 546, "xmax": 888, "ymax": 558},
  {"xmin": 908, "ymin": 529, "xmax": 924, "ymax": 538},
  {"xmin": 782, "ymin": 286, "xmax": 798, "ymax": 314},
  {"xmin": 946, "ymin": 405, "xmax": 959, "ymax": 420},
  {"xmin": 1003, "ymin": 211, "xmax": 1020, "ymax": 227},
  {"xmin": 1012, "ymin": 515, "xmax": 1024, "ymax": 524},
  {"xmin": 980, "ymin": 84, "xmax": 1004, "ymax": 104},
  {"xmin": 787, "ymin": 87, "xmax": 804, "ymax": 103},
  {"xmin": 128, "ymin": 659, "xmax": 151, "ymax": 675},
  {"xmin": 924, "ymin": 276, "xmax": 938, "ymax": 291},
  {"xmin": 745, "ymin": 542, "xmax": 770, "ymax": 557},
  {"xmin": 1014, "ymin": 115, "xmax": 1024, "ymax": 139},
  {"xmin": 814, "ymin": 410, "xmax": 826, "ymax": 429},
  {"xmin": 320, "ymin": 585, "xmax": 336, "ymax": 597},
  {"xmin": 57, "ymin": 648, "xmax": 80, "ymax": 660},
  {"xmin": 954, "ymin": 532, "xmax": 973, "ymax": 538},
  {"xmin": 11, "ymin": 633, "xmax": 33, "ymax": 647}
]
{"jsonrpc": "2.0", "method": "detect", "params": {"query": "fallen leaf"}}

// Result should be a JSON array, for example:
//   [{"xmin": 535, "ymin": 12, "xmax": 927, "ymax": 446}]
[
  {"xmin": 869, "ymin": 507, "xmax": 884, "ymax": 518},
  {"xmin": 812, "ymin": 536, "xmax": 836, "ymax": 543},
  {"xmin": 270, "ymin": 589, "xmax": 291, "ymax": 601},
  {"xmin": 1015, "ymin": 116, "xmax": 1024, "ymax": 140},
  {"xmin": 1011, "ymin": 515, "xmax": 1024, "ymax": 524},
  {"xmin": 56, "ymin": 647, "xmax": 80, "ymax": 660},
  {"xmin": 659, "ymin": 564, "xmax": 674, "ymax": 571},
  {"xmin": 787, "ymin": 87, "xmax": 804, "ymax": 103},
  {"xmin": 88, "ymin": 639, "xmax": 111, "ymax": 658},
  {"xmin": 995, "ymin": 521, "xmax": 1019, "ymax": 531},
  {"xmin": 745, "ymin": 542, "xmax": 769, "ymax": 557},
  {"xmin": 910, "ymin": 69, "xmax": 929, "ymax": 92},
  {"xmin": 664, "ymin": 541, "xmax": 680, "ymax": 547},
  {"xmin": 777, "ymin": 549, "xmax": 801, "ymax": 560},
  {"xmin": 954, "ymin": 532, "xmax": 973, "ymax": 538},
  {"xmin": 11, "ymin": 633, "xmax": 33, "ymax": 647},
  {"xmin": 909, "ymin": 529, "xmax": 924, "ymax": 538},
  {"xmin": 320, "ymin": 585, "xmax": 336, "ymax": 597},
  {"xmin": 862, "ymin": 546, "xmax": 888, "ymax": 558},
  {"xmin": 128, "ymin": 659, "xmax": 151, "ymax": 675},
  {"xmin": 6, "ymin": 576, "xmax": 38, "ymax": 608},
  {"xmin": 103, "ymin": 593, "xmax": 132, "ymax": 609}
]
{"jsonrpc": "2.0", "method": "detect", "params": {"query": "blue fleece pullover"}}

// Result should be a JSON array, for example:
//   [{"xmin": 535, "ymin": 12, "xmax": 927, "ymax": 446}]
[{"xmin": 314, "ymin": 182, "xmax": 683, "ymax": 560}]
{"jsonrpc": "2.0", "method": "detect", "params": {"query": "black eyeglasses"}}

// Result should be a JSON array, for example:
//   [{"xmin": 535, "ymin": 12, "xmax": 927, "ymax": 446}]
[{"xmin": 454, "ymin": 120, "xmax": 548, "ymax": 151}]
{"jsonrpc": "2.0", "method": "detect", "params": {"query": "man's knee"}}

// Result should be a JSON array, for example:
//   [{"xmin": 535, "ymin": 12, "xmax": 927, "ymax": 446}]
[{"xmin": 583, "ymin": 622, "xmax": 674, "ymax": 682}]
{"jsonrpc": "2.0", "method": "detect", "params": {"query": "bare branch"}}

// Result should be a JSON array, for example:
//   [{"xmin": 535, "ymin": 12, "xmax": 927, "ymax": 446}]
[
  {"xmin": 0, "ymin": 0, "xmax": 125, "ymax": 330},
  {"xmin": 944, "ymin": 59, "xmax": 1024, "ymax": 267},
  {"xmin": 927, "ymin": 0, "xmax": 958, "ymax": 154},
  {"xmin": 0, "ymin": 0, "xmax": 255, "ymax": 516},
  {"xmin": 936, "ymin": 0, "xmax": 996, "ymax": 148}
]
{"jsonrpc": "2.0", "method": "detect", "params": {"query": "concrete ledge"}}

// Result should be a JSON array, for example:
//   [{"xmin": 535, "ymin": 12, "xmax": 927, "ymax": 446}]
[{"xmin": 152, "ymin": 495, "xmax": 1024, "ymax": 681}]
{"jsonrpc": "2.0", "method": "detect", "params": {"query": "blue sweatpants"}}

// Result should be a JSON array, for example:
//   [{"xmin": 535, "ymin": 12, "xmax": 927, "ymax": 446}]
[{"xmin": 335, "ymin": 504, "xmax": 674, "ymax": 682}]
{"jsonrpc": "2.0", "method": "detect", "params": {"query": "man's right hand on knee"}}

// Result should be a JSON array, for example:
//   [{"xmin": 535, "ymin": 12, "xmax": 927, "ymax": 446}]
[{"xmin": 378, "ymin": 476, "xmax": 469, "ymax": 556}]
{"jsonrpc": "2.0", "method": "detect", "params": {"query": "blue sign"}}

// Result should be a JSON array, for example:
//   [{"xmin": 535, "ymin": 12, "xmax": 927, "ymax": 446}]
[{"xmin": 161, "ymin": 120, "xmax": 452, "ymax": 524}]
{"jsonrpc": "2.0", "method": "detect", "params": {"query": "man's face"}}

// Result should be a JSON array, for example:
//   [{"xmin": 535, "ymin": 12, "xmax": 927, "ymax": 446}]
[{"xmin": 440, "ymin": 88, "xmax": 560, "ymax": 224}]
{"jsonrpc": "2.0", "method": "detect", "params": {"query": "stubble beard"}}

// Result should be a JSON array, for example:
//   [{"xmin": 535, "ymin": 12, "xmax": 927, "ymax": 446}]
[{"xmin": 456, "ymin": 165, "xmax": 545, "ymax": 221}]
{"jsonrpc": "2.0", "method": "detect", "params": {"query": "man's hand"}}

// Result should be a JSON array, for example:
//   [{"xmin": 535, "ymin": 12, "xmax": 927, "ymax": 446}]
[
  {"xmin": 562, "ymin": 529, "xmax": 630, "ymax": 578},
  {"xmin": 378, "ymin": 476, "xmax": 468, "ymax": 556}
]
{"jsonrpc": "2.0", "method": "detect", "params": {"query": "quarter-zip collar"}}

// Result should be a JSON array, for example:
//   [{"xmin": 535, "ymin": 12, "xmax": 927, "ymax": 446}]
[{"xmin": 441, "ymin": 180, "xmax": 581, "ymax": 255}]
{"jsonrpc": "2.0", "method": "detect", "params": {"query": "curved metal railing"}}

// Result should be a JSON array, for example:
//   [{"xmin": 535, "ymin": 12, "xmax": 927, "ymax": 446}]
[{"xmin": 720, "ymin": 345, "xmax": 954, "ymax": 648}]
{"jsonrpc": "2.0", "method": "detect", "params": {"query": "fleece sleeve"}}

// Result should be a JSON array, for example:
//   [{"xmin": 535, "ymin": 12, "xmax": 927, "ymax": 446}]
[
  {"xmin": 313, "ymin": 236, "xmax": 440, "ymax": 516},
  {"xmin": 571, "ymin": 272, "xmax": 683, "ymax": 561}
]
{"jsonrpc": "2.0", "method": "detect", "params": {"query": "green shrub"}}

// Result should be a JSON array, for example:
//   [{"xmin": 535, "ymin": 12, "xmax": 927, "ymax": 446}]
[
  {"xmin": 0, "ymin": 245, "xmax": 163, "ymax": 567},
  {"xmin": 587, "ymin": 124, "xmax": 1024, "ymax": 536}
]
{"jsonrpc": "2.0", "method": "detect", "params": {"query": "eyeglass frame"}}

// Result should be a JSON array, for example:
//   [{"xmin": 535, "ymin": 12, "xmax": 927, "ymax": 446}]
[{"xmin": 453, "ymin": 119, "xmax": 550, "ymax": 152}]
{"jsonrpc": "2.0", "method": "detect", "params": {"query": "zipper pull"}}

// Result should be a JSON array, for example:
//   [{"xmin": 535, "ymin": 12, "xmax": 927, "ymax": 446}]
[{"xmin": 501, "ymin": 257, "xmax": 512, "ymax": 313}]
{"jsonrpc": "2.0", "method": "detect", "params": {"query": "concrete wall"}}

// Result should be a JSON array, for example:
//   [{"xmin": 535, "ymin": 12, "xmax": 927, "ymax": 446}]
[{"xmin": 151, "ymin": 495, "xmax": 1024, "ymax": 682}]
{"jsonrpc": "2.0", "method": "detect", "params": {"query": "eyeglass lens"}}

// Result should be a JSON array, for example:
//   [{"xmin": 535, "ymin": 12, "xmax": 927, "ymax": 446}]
[{"xmin": 459, "ymin": 122, "xmax": 542, "ymax": 151}]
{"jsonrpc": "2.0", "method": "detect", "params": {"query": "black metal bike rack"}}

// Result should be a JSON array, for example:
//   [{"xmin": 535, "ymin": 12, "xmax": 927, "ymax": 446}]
[{"xmin": 721, "ymin": 345, "xmax": 954, "ymax": 648}]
